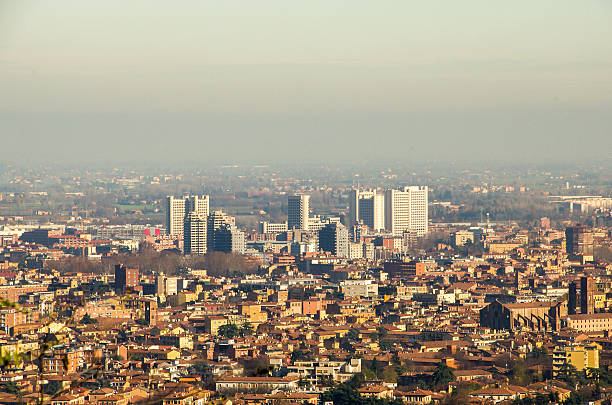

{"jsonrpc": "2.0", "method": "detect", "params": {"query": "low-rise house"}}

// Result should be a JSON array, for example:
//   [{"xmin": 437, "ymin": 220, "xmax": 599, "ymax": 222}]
[{"xmin": 215, "ymin": 376, "xmax": 299, "ymax": 393}]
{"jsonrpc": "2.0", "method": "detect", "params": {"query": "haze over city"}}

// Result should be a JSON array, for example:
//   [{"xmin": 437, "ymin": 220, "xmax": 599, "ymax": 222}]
[{"xmin": 1, "ymin": 1, "xmax": 612, "ymax": 165}]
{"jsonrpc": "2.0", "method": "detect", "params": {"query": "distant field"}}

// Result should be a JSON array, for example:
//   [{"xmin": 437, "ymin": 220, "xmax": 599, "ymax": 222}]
[
  {"xmin": 0, "ymin": 202, "xmax": 42, "ymax": 215},
  {"xmin": 115, "ymin": 204, "xmax": 147, "ymax": 211}
]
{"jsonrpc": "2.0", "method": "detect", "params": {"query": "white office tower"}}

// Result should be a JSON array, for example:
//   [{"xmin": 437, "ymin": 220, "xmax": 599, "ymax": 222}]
[
  {"xmin": 288, "ymin": 194, "xmax": 310, "ymax": 230},
  {"xmin": 166, "ymin": 195, "xmax": 210, "ymax": 236},
  {"xmin": 348, "ymin": 189, "xmax": 385, "ymax": 231},
  {"xmin": 186, "ymin": 195, "xmax": 210, "ymax": 219},
  {"xmin": 384, "ymin": 186, "xmax": 428, "ymax": 236},
  {"xmin": 184, "ymin": 212, "xmax": 207, "ymax": 255}
]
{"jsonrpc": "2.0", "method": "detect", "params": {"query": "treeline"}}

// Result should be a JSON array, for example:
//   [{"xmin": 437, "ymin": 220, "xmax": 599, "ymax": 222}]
[
  {"xmin": 430, "ymin": 192, "xmax": 564, "ymax": 223},
  {"xmin": 44, "ymin": 250, "xmax": 259, "ymax": 277}
]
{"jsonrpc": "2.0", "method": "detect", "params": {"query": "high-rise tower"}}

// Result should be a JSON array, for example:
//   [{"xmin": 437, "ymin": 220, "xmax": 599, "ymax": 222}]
[
  {"xmin": 348, "ymin": 189, "xmax": 385, "ymax": 231},
  {"xmin": 384, "ymin": 186, "xmax": 428, "ymax": 236},
  {"xmin": 184, "ymin": 212, "xmax": 207, "ymax": 255},
  {"xmin": 166, "ymin": 195, "xmax": 209, "ymax": 236},
  {"xmin": 288, "ymin": 195, "xmax": 310, "ymax": 230}
]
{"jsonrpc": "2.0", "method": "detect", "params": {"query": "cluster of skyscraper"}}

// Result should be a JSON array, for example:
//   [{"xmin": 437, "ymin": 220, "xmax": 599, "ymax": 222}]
[
  {"xmin": 284, "ymin": 186, "xmax": 428, "ymax": 258},
  {"xmin": 167, "ymin": 186, "xmax": 428, "ymax": 258},
  {"xmin": 285, "ymin": 186, "xmax": 428, "ymax": 236},
  {"xmin": 166, "ymin": 195, "xmax": 245, "ymax": 255},
  {"xmin": 348, "ymin": 186, "xmax": 429, "ymax": 237}
]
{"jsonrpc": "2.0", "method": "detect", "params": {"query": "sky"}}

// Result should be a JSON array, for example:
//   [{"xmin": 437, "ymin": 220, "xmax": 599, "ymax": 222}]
[{"xmin": 1, "ymin": 1, "xmax": 611, "ymax": 166}]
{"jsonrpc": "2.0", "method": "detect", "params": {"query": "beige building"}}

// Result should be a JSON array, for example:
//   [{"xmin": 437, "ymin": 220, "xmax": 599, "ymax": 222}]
[
  {"xmin": 166, "ymin": 195, "xmax": 209, "ymax": 236},
  {"xmin": 385, "ymin": 186, "xmax": 428, "ymax": 236},
  {"xmin": 454, "ymin": 230, "xmax": 474, "ymax": 247},
  {"xmin": 566, "ymin": 313, "xmax": 612, "ymax": 332},
  {"xmin": 215, "ymin": 377, "xmax": 299, "ymax": 393}
]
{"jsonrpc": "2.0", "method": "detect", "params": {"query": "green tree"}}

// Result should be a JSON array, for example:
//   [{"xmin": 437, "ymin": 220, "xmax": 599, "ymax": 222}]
[
  {"xmin": 218, "ymin": 323, "xmax": 240, "ymax": 339},
  {"xmin": 255, "ymin": 365, "xmax": 275, "ymax": 376},
  {"xmin": 557, "ymin": 363, "xmax": 578, "ymax": 386},
  {"xmin": 511, "ymin": 361, "xmax": 530, "ymax": 385},
  {"xmin": 189, "ymin": 361, "xmax": 209, "ymax": 376},
  {"xmin": 433, "ymin": 362, "xmax": 456, "ymax": 388},
  {"xmin": 240, "ymin": 322, "xmax": 254, "ymax": 337},
  {"xmin": 42, "ymin": 380, "xmax": 63, "ymax": 395},
  {"xmin": 381, "ymin": 366, "xmax": 398, "ymax": 383},
  {"xmin": 79, "ymin": 313, "xmax": 97, "ymax": 325},
  {"xmin": 347, "ymin": 327, "xmax": 360, "ymax": 341},
  {"xmin": 291, "ymin": 343, "xmax": 312, "ymax": 362},
  {"xmin": 0, "ymin": 382, "xmax": 21, "ymax": 395}
]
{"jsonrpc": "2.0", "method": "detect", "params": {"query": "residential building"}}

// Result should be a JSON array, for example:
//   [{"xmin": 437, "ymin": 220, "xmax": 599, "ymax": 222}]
[
  {"xmin": 207, "ymin": 210, "xmax": 235, "ymax": 252},
  {"xmin": 454, "ymin": 230, "xmax": 474, "ymax": 247},
  {"xmin": 553, "ymin": 344, "xmax": 600, "ymax": 377},
  {"xmin": 184, "ymin": 212, "xmax": 207, "ymax": 255},
  {"xmin": 166, "ymin": 195, "xmax": 210, "ymax": 236},
  {"xmin": 342, "ymin": 279, "xmax": 378, "ymax": 298},
  {"xmin": 114, "ymin": 264, "xmax": 139, "ymax": 293},
  {"xmin": 213, "ymin": 225, "xmax": 246, "ymax": 254}
]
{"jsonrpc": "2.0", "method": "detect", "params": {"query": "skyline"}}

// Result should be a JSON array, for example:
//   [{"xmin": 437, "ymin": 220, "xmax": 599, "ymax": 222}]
[{"xmin": 1, "ymin": 1, "xmax": 611, "ymax": 165}]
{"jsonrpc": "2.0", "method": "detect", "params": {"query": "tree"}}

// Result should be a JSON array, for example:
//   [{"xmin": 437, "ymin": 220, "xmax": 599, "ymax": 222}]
[
  {"xmin": 291, "ymin": 343, "xmax": 312, "ymax": 362},
  {"xmin": 320, "ymin": 382, "xmax": 403, "ymax": 405},
  {"xmin": 240, "ymin": 322, "xmax": 254, "ymax": 337},
  {"xmin": 79, "ymin": 313, "xmax": 97, "ymax": 325},
  {"xmin": 379, "ymin": 341, "xmax": 392, "ymax": 351},
  {"xmin": 347, "ymin": 327, "xmax": 360, "ymax": 341},
  {"xmin": 190, "ymin": 361, "xmax": 209, "ymax": 376},
  {"xmin": 255, "ymin": 365, "xmax": 275, "ymax": 377},
  {"xmin": 433, "ymin": 362, "xmax": 456, "ymax": 388},
  {"xmin": 218, "ymin": 323, "xmax": 240, "ymax": 339},
  {"xmin": 557, "ymin": 363, "xmax": 578, "ymax": 386},
  {"xmin": 318, "ymin": 374, "xmax": 335, "ymax": 387},
  {"xmin": 347, "ymin": 372, "xmax": 365, "ymax": 388},
  {"xmin": 511, "ymin": 361, "xmax": 530, "ymax": 386},
  {"xmin": 381, "ymin": 366, "xmax": 398, "ymax": 383},
  {"xmin": 0, "ymin": 382, "xmax": 21, "ymax": 395},
  {"xmin": 42, "ymin": 380, "xmax": 63, "ymax": 395}
]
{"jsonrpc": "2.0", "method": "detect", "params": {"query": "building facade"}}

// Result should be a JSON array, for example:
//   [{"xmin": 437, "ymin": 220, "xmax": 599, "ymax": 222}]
[
  {"xmin": 385, "ymin": 186, "xmax": 428, "ymax": 236},
  {"xmin": 565, "ymin": 225, "xmax": 594, "ymax": 257},
  {"xmin": 479, "ymin": 300, "xmax": 567, "ymax": 332},
  {"xmin": 114, "ymin": 264, "xmax": 139, "ymax": 293},
  {"xmin": 207, "ymin": 210, "xmax": 235, "ymax": 252},
  {"xmin": 184, "ymin": 212, "xmax": 207, "ymax": 255},
  {"xmin": 288, "ymin": 195, "xmax": 310, "ymax": 230},
  {"xmin": 166, "ymin": 195, "xmax": 210, "ymax": 236},
  {"xmin": 318, "ymin": 223, "xmax": 349, "ymax": 258},
  {"xmin": 348, "ymin": 189, "xmax": 385, "ymax": 231}
]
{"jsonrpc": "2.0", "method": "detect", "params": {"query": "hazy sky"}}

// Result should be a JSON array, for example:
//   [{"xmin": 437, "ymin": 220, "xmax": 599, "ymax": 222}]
[{"xmin": 1, "ymin": 1, "xmax": 611, "ymax": 166}]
